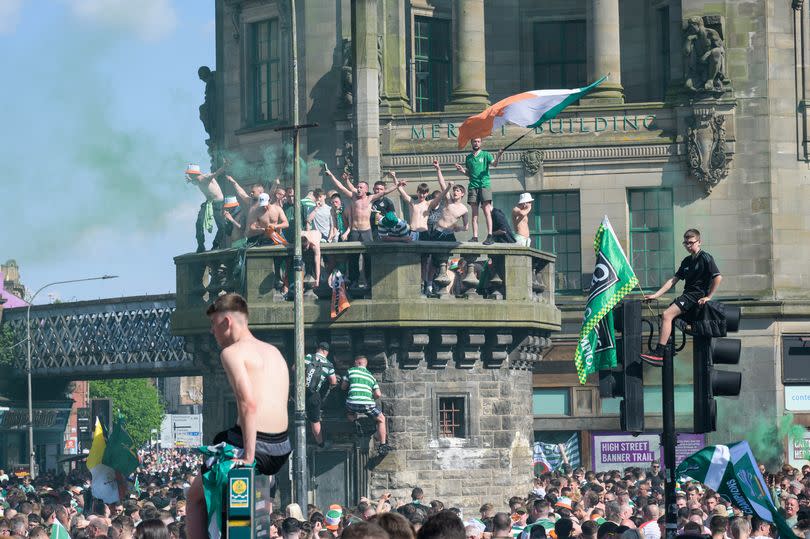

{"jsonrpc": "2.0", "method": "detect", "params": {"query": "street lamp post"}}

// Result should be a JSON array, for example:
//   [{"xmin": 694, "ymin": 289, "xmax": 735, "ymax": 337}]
[{"xmin": 26, "ymin": 275, "xmax": 118, "ymax": 479}]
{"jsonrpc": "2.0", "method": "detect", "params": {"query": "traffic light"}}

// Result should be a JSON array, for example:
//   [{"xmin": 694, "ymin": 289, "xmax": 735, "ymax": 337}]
[
  {"xmin": 599, "ymin": 299, "xmax": 644, "ymax": 433},
  {"xmin": 693, "ymin": 304, "xmax": 742, "ymax": 433}
]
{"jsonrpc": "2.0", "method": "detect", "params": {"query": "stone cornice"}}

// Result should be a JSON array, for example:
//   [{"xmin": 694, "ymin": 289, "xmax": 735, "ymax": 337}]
[{"xmin": 383, "ymin": 143, "xmax": 683, "ymax": 168}]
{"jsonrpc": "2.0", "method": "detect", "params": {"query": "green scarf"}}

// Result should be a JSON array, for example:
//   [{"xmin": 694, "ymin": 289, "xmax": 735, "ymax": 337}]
[{"xmin": 198, "ymin": 443, "xmax": 254, "ymax": 538}]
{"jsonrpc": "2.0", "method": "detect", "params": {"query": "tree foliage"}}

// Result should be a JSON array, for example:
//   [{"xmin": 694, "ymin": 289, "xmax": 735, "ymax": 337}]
[
  {"xmin": 0, "ymin": 324, "xmax": 17, "ymax": 367},
  {"xmin": 89, "ymin": 379, "xmax": 165, "ymax": 447}
]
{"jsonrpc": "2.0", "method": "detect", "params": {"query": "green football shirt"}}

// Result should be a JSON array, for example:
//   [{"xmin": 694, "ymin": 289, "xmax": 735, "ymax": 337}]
[
  {"xmin": 346, "ymin": 366, "xmax": 379, "ymax": 405},
  {"xmin": 465, "ymin": 150, "xmax": 495, "ymax": 189}
]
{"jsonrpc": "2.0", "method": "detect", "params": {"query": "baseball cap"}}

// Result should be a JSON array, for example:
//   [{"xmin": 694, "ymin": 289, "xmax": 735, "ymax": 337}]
[
  {"xmin": 185, "ymin": 164, "xmax": 202, "ymax": 175},
  {"xmin": 318, "ymin": 342, "xmax": 330, "ymax": 352},
  {"xmin": 258, "ymin": 193, "xmax": 271, "ymax": 207}
]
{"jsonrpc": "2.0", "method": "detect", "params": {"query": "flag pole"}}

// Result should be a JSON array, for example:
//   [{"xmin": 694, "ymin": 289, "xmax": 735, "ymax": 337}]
[{"xmin": 500, "ymin": 128, "xmax": 534, "ymax": 153}]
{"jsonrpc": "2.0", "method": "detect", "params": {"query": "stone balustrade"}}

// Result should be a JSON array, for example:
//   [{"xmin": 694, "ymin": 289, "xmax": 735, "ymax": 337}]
[{"xmin": 173, "ymin": 242, "xmax": 559, "ymax": 335}]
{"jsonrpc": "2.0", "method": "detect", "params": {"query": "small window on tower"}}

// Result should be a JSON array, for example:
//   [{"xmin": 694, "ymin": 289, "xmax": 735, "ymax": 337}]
[{"xmin": 438, "ymin": 397, "xmax": 466, "ymax": 438}]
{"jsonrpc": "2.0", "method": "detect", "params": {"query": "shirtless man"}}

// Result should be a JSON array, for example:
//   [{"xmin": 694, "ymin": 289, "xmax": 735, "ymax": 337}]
[
  {"xmin": 187, "ymin": 293, "xmax": 291, "ymax": 539},
  {"xmin": 393, "ymin": 171, "xmax": 430, "ymax": 241},
  {"xmin": 324, "ymin": 166, "xmax": 402, "ymax": 243},
  {"xmin": 325, "ymin": 165, "xmax": 402, "ymax": 285},
  {"xmin": 430, "ymin": 163, "xmax": 468, "ymax": 242},
  {"xmin": 512, "ymin": 193, "xmax": 534, "ymax": 247},
  {"xmin": 227, "ymin": 176, "xmax": 289, "ymax": 245},
  {"xmin": 186, "ymin": 162, "xmax": 227, "ymax": 253}
]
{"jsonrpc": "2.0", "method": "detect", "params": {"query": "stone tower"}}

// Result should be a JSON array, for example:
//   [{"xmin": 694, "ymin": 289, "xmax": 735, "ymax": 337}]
[{"xmin": 174, "ymin": 243, "xmax": 559, "ymax": 512}]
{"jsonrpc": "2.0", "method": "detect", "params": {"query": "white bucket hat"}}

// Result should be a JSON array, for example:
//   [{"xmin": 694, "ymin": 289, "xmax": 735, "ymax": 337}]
[{"xmin": 518, "ymin": 192, "xmax": 534, "ymax": 204}]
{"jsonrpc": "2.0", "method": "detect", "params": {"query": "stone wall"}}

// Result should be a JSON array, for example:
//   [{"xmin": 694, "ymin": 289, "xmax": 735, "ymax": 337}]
[{"xmin": 371, "ymin": 362, "xmax": 534, "ymax": 510}]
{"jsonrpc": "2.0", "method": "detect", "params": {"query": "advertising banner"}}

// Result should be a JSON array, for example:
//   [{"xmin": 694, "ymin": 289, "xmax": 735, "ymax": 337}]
[{"xmin": 591, "ymin": 432, "xmax": 705, "ymax": 472}]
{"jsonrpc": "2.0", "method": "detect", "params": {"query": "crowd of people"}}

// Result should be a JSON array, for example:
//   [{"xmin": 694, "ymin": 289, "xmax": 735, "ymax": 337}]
[
  {"xmin": 3, "ymin": 458, "xmax": 810, "ymax": 539},
  {"xmin": 187, "ymin": 138, "xmax": 536, "ymax": 295}
]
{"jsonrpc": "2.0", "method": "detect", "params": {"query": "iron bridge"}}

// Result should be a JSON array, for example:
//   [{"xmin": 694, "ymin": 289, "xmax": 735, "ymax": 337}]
[{"xmin": 2, "ymin": 295, "xmax": 200, "ymax": 379}]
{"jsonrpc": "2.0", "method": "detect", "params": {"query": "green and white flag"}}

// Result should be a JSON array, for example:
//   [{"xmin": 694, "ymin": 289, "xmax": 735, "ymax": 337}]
[
  {"xmin": 677, "ymin": 441, "xmax": 798, "ymax": 539},
  {"xmin": 574, "ymin": 216, "xmax": 639, "ymax": 384}
]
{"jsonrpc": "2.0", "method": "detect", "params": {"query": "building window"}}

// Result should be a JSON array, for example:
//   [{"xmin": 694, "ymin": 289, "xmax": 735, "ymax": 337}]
[
  {"xmin": 629, "ymin": 189, "xmax": 674, "ymax": 289},
  {"xmin": 438, "ymin": 397, "xmax": 466, "ymax": 438},
  {"xmin": 533, "ymin": 20, "xmax": 586, "ymax": 89},
  {"xmin": 250, "ymin": 19, "xmax": 281, "ymax": 124},
  {"xmin": 658, "ymin": 6, "xmax": 671, "ymax": 99},
  {"xmin": 532, "ymin": 388, "xmax": 571, "ymax": 416},
  {"xmin": 414, "ymin": 16, "xmax": 452, "ymax": 112},
  {"xmin": 492, "ymin": 191, "xmax": 582, "ymax": 293},
  {"xmin": 536, "ymin": 191, "xmax": 582, "ymax": 293}
]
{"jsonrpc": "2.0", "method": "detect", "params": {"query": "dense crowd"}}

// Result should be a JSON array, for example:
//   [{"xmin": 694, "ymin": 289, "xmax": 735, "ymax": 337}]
[{"xmin": 2, "ymin": 455, "xmax": 810, "ymax": 539}]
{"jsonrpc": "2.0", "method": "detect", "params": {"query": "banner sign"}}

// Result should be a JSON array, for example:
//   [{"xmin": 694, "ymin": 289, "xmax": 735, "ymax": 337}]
[{"xmin": 591, "ymin": 432, "xmax": 705, "ymax": 472}]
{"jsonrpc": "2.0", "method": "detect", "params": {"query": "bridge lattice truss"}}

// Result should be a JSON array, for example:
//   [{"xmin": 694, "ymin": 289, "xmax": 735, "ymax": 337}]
[{"xmin": 2, "ymin": 295, "xmax": 198, "ymax": 379}]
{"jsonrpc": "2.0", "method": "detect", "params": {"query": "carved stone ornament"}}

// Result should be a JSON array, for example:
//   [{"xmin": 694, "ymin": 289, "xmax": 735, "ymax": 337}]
[
  {"xmin": 683, "ymin": 16, "xmax": 728, "ymax": 94},
  {"xmin": 687, "ymin": 109, "xmax": 729, "ymax": 193},
  {"xmin": 341, "ymin": 38, "xmax": 353, "ymax": 108},
  {"xmin": 520, "ymin": 149, "xmax": 544, "ymax": 176}
]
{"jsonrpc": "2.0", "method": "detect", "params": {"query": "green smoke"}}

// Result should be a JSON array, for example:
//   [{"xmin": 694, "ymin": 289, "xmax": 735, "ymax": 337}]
[{"xmin": 724, "ymin": 411, "xmax": 808, "ymax": 468}]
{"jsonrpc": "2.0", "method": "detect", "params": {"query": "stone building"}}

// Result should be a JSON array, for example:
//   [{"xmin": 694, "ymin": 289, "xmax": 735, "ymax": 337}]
[{"xmin": 197, "ymin": 0, "xmax": 810, "ymax": 492}]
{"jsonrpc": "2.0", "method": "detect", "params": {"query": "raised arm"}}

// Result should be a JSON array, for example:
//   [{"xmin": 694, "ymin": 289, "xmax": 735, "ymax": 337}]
[
  {"xmin": 429, "ymin": 181, "xmax": 453, "ymax": 210},
  {"xmin": 433, "ymin": 159, "xmax": 448, "ymax": 191},
  {"xmin": 369, "ymin": 179, "xmax": 404, "ymax": 202},
  {"xmin": 325, "ymin": 169, "xmax": 356, "ymax": 197},
  {"xmin": 225, "ymin": 175, "xmax": 251, "ymax": 205}
]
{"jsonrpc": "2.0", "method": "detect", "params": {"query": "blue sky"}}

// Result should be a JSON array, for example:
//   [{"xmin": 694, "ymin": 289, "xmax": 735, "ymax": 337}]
[{"xmin": 1, "ymin": 1, "xmax": 215, "ymax": 303}]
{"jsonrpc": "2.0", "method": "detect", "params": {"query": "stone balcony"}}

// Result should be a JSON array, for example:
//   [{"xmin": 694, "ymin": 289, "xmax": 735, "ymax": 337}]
[{"xmin": 173, "ymin": 242, "xmax": 560, "ymax": 337}]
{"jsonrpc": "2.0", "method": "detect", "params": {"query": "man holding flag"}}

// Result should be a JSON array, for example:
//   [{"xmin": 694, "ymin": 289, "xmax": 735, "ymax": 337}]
[{"xmin": 574, "ymin": 216, "xmax": 639, "ymax": 384}]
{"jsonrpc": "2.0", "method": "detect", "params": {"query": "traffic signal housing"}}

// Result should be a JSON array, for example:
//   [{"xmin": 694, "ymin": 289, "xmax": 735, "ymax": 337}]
[
  {"xmin": 692, "ymin": 304, "xmax": 742, "ymax": 433},
  {"xmin": 599, "ymin": 299, "xmax": 644, "ymax": 433}
]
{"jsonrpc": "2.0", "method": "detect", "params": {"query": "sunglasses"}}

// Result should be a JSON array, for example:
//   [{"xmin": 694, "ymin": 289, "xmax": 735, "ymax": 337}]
[{"xmin": 682, "ymin": 240, "xmax": 698, "ymax": 246}]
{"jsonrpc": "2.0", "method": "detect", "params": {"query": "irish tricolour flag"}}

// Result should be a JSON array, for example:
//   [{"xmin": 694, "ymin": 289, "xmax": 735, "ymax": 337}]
[{"xmin": 457, "ymin": 77, "xmax": 606, "ymax": 149}]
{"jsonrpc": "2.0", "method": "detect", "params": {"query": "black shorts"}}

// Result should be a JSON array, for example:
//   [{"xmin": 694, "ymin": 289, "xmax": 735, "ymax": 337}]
[
  {"xmin": 671, "ymin": 293, "xmax": 702, "ymax": 315},
  {"xmin": 206, "ymin": 425, "xmax": 291, "ymax": 476},
  {"xmin": 348, "ymin": 229, "xmax": 373, "ymax": 243},
  {"xmin": 417, "ymin": 231, "xmax": 431, "ymax": 241},
  {"xmin": 306, "ymin": 391, "xmax": 323, "ymax": 423}
]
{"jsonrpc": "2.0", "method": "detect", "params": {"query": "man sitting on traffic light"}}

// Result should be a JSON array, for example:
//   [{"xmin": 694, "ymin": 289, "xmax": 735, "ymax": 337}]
[{"xmin": 640, "ymin": 228, "xmax": 722, "ymax": 365}]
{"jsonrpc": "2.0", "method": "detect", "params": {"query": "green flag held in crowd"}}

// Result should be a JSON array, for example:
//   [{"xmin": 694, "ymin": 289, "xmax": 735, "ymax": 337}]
[
  {"xmin": 102, "ymin": 413, "xmax": 140, "ymax": 477},
  {"xmin": 574, "ymin": 216, "xmax": 639, "ymax": 384},
  {"xmin": 677, "ymin": 441, "xmax": 798, "ymax": 539}
]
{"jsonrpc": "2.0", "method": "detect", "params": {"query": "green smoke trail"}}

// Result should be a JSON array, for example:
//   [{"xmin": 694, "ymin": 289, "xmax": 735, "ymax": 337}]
[{"xmin": 723, "ymin": 410, "xmax": 809, "ymax": 468}]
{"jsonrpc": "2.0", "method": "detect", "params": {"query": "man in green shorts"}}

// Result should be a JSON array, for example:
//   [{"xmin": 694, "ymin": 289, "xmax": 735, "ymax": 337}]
[
  {"xmin": 341, "ymin": 355, "xmax": 391, "ymax": 455},
  {"xmin": 455, "ymin": 137, "xmax": 503, "ymax": 244}
]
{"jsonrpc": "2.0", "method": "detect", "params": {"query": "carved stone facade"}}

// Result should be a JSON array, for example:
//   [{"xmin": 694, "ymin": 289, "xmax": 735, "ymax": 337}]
[
  {"xmin": 686, "ymin": 107, "xmax": 730, "ymax": 193},
  {"xmin": 683, "ymin": 16, "xmax": 729, "ymax": 94}
]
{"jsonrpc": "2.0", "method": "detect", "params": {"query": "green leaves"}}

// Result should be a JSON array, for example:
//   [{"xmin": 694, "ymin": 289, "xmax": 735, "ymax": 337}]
[{"xmin": 89, "ymin": 378, "xmax": 165, "ymax": 447}]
